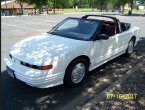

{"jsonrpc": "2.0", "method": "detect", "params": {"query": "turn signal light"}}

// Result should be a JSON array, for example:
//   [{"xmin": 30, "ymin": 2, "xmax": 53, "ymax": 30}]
[{"xmin": 41, "ymin": 65, "xmax": 53, "ymax": 70}]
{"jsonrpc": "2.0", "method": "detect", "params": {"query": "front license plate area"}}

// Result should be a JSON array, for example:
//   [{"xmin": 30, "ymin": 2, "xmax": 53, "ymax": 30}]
[{"xmin": 6, "ymin": 66, "xmax": 15, "ymax": 78}]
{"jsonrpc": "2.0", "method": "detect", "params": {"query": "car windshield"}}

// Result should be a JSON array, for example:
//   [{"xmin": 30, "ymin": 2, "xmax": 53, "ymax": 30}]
[{"xmin": 49, "ymin": 18, "xmax": 100, "ymax": 40}]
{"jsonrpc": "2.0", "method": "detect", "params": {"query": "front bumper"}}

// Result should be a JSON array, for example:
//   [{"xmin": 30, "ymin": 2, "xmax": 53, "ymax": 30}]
[{"xmin": 4, "ymin": 56, "xmax": 64, "ymax": 88}]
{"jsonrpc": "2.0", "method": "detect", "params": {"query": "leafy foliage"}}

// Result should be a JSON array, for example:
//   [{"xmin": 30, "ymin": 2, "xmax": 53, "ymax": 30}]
[
  {"xmin": 15, "ymin": 0, "xmax": 142, "ymax": 15},
  {"xmin": 56, "ymin": 0, "xmax": 73, "ymax": 8},
  {"xmin": 115, "ymin": 0, "xmax": 130, "ymax": 7},
  {"xmin": 138, "ymin": 0, "xmax": 145, "ymax": 5}
]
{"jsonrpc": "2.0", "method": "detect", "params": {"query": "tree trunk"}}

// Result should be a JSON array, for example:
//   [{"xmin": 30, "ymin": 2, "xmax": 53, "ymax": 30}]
[
  {"xmin": 47, "ymin": 7, "xmax": 49, "ymax": 14},
  {"xmin": 130, "ymin": 4, "xmax": 133, "ymax": 14},
  {"xmin": 122, "ymin": 5, "xmax": 125, "ymax": 14},
  {"xmin": 92, "ymin": 8, "xmax": 94, "ymax": 12},
  {"xmin": 106, "ymin": 4, "xmax": 108, "ymax": 12},
  {"xmin": 53, "ymin": 0, "xmax": 56, "ymax": 14},
  {"xmin": 20, "ymin": 6, "xmax": 23, "ymax": 15},
  {"xmin": 39, "ymin": 8, "xmax": 41, "ymax": 14},
  {"xmin": 129, "ymin": 0, "xmax": 134, "ymax": 15},
  {"xmin": 34, "ymin": 8, "xmax": 36, "ymax": 14},
  {"xmin": 100, "ymin": 3, "xmax": 103, "ymax": 12},
  {"xmin": 92, "ymin": 1, "xmax": 94, "ymax": 12}
]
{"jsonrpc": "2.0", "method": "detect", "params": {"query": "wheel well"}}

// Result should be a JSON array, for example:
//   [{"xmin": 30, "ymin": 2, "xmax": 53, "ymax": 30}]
[
  {"xmin": 74, "ymin": 55, "xmax": 90, "ymax": 65},
  {"xmin": 131, "ymin": 36, "xmax": 136, "ymax": 44},
  {"xmin": 66, "ymin": 55, "xmax": 90, "ymax": 70},
  {"xmin": 64, "ymin": 55, "xmax": 90, "ymax": 83}
]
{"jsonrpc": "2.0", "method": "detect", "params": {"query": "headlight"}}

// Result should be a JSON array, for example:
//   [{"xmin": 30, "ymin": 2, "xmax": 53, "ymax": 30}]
[
  {"xmin": 21, "ymin": 61, "xmax": 53, "ymax": 70},
  {"xmin": 10, "ymin": 53, "xmax": 53, "ymax": 70}
]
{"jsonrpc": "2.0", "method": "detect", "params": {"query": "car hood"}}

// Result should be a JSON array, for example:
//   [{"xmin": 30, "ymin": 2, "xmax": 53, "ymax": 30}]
[{"xmin": 10, "ymin": 33, "xmax": 88, "ymax": 65}]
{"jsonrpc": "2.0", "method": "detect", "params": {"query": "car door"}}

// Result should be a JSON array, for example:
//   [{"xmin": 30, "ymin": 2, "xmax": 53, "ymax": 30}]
[
  {"xmin": 103, "ymin": 35, "xmax": 118, "ymax": 59},
  {"xmin": 92, "ymin": 24, "xmax": 117, "ymax": 67},
  {"xmin": 114, "ymin": 30, "xmax": 132, "ymax": 54}
]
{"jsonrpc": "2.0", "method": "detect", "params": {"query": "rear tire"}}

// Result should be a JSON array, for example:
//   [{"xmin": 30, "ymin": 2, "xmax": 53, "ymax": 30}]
[
  {"xmin": 64, "ymin": 58, "xmax": 88, "ymax": 87},
  {"xmin": 125, "ymin": 38, "xmax": 135, "ymax": 56}
]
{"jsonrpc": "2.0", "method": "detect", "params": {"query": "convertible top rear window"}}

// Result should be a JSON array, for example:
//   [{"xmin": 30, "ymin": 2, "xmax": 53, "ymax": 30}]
[{"xmin": 49, "ymin": 18, "xmax": 100, "ymax": 40}]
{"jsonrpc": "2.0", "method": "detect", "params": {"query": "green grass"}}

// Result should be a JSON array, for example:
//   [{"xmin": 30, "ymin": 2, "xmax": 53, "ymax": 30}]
[
  {"xmin": 44, "ymin": 8, "xmax": 101, "ymax": 14},
  {"xmin": 57, "ymin": 8, "xmax": 98, "ymax": 13},
  {"xmin": 132, "ymin": 9, "xmax": 145, "ymax": 12},
  {"xmin": 42, "ymin": 8, "xmax": 145, "ymax": 14}
]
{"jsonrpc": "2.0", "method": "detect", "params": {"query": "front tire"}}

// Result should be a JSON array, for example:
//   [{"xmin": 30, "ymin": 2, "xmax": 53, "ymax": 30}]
[
  {"xmin": 64, "ymin": 58, "xmax": 88, "ymax": 87},
  {"xmin": 125, "ymin": 38, "xmax": 135, "ymax": 56}
]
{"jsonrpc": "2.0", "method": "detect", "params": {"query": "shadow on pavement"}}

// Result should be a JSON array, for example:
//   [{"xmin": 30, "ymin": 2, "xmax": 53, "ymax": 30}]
[
  {"xmin": 94, "ymin": 58, "xmax": 145, "ymax": 110},
  {"xmin": 1, "ymin": 37, "xmax": 145, "ymax": 110}
]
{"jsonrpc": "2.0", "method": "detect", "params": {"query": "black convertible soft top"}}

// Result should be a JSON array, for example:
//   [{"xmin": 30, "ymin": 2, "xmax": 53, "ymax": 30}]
[{"xmin": 82, "ymin": 14, "xmax": 117, "ymax": 20}]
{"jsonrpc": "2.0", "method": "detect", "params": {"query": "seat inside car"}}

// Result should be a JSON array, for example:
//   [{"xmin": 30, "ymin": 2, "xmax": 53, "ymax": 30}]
[
  {"xmin": 101, "ymin": 20, "xmax": 116, "ymax": 36},
  {"xmin": 100, "ymin": 24, "xmax": 110, "ymax": 36}
]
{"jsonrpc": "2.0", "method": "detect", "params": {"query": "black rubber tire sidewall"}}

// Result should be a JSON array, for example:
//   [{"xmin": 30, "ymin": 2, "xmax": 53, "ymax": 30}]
[
  {"xmin": 64, "ymin": 58, "xmax": 88, "ymax": 87},
  {"xmin": 125, "ymin": 39, "xmax": 135, "ymax": 56}
]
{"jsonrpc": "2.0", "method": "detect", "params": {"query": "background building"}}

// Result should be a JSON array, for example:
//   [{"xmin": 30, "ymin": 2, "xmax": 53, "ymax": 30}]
[{"xmin": 1, "ymin": 0, "xmax": 34, "ymax": 16}]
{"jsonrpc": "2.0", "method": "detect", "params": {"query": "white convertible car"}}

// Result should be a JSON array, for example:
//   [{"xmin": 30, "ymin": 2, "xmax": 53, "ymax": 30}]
[{"xmin": 4, "ymin": 15, "xmax": 140, "ymax": 88}]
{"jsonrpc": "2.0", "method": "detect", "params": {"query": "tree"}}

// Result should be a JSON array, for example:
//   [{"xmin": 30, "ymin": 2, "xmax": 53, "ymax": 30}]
[
  {"xmin": 25, "ymin": 0, "xmax": 48, "ymax": 14},
  {"xmin": 92, "ymin": 0, "xmax": 98, "ymax": 11},
  {"xmin": 105, "ymin": 0, "xmax": 115, "ymax": 12},
  {"xmin": 53, "ymin": 0, "xmax": 56, "ymax": 14},
  {"xmin": 129, "ymin": 0, "xmax": 134, "ymax": 15},
  {"xmin": 16, "ymin": 0, "xmax": 25, "ymax": 15},
  {"xmin": 56, "ymin": 0, "xmax": 73, "ymax": 9},
  {"xmin": 49, "ymin": 0, "xmax": 73, "ymax": 14},
  {"xmin": 114, "ymin": 0, "xmax": 140, "ymax": 15},
  {"xmin": 46, "ymin": 0, "xmax": 53, "ymax": 14},
  {"xmin": 73, "ymin": 0, "xmax": 94, "ymax": 9},
  {"xmin": 114, "ymin": 0, "xmax": 130, "ymax": 14},
  {"xmin": 79, "ymin": 0, "xmax": 89, "ymax": 8},
  {"xmin": 138, "ymin": 0, "xmax": 145, "ymax": 5},
  {"xmin": 95, "ymin": 0, "xmax": 111, "ymax": 12},
  {"xmin": 73, "ymin": 0, "xmax": 80, "ymax": 7}
]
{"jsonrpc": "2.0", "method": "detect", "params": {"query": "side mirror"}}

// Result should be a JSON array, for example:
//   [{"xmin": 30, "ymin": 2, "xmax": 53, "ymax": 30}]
[{"xmin": 98, "ymin": 34, "xmax": 109, "ymax": 40}]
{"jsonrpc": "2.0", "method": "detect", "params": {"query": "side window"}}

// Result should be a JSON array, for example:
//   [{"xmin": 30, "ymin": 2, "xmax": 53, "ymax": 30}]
[
  {"xmin": 121, "ymin": 23, "xmax": 131, "ymax": 32},
  {"xmin": 100, "ymin": 24, "xmax": 110, "ymax": 35},
  {"xmin": 109, "ymin": 25, "xmax": 115, "ymax": 36},
  {"xmin": 100, "ymin": 23, "xmax": 115, "ymax": 37},
  {"xmin": 57, "ymin": 19, "xmax": 78, "ymax": 30}
]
